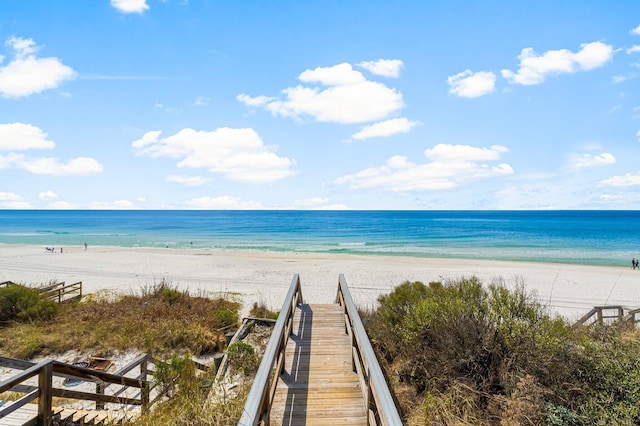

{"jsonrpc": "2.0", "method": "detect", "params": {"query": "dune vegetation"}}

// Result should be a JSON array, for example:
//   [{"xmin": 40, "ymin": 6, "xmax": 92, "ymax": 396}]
[{"xmin": 364, "ymin": 277, "xmax": 640, "ymax": 425}]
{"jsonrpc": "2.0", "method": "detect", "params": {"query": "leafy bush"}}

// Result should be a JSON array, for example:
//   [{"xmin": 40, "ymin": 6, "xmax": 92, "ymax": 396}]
[
  {"xmin": 212, "ymin": 308, "xmax": 238, "ymax": 328},
  {"xmin": 227, "ymin": 341, "xmax": 258, "ymax": 375},
  {"xmin": 0, "ymin": 284, "xmax": 58, "ymax": 323},
  {"xmin": 367, "ymin": 277, "xmax": 640, "ymax": 425}
]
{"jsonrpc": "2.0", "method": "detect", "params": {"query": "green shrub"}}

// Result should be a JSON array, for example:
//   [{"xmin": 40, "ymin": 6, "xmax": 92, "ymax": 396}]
[
  {"xmin": 249, "ymin": 301, "xmax": 279, "ymax": 320},
  {"xmin": 368, "ymin": 277, "xmax": 640, "ymax": 424},
  {"xmin": 227, "ymin": 341, "xmax": 257, "ymax": 375},
  {"xmin": 212, "ymin": 308, "xmax": 238, "ymax": 328},
  {"xmin": 0, "ymin": 284, "xmax": 58, "ymax": 323}
]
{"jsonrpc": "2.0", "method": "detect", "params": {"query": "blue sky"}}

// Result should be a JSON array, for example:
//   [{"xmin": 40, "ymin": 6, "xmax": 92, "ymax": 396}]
[{"xmin": 1, "ymin": 0, "xmax": 640, "ymax": 210}]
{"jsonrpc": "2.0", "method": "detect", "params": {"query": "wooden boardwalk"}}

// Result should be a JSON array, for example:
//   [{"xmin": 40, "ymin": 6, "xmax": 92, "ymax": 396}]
[{"xmin": 270, "ymin": 303, "xmax": 367, "ymax": 426}]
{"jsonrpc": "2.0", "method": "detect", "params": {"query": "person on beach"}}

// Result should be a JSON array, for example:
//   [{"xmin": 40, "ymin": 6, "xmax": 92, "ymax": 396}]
[{"xmin": 84, "ymin": 242, "xmax": 87, "ymax": 251}]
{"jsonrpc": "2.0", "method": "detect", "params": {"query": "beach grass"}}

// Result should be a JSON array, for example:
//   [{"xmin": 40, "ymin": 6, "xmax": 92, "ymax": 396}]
[{"xmin": 0, "ymin": 279, "xmax": 241, "ymax": 359}]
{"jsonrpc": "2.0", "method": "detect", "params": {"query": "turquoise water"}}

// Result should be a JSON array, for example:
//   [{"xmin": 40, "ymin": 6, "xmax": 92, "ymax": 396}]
[{"xmin": 0, "ymin": 210, "xmax": 638, "ymax": 266}]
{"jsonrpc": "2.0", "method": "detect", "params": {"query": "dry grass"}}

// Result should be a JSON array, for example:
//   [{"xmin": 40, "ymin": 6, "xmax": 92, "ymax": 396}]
[{"xmin": 0, "ymin": 280, "xmax": 241, "ymax": 359}]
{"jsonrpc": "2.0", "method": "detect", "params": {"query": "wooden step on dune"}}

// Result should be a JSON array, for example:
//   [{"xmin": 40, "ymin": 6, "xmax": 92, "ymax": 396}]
[
  {"xmin": 270, "ymin": 303, "xmax": 367, "ymax": 426},
  {"xmin": 0, "ymin": 400, "xmax": 133, "ymax": 426}
]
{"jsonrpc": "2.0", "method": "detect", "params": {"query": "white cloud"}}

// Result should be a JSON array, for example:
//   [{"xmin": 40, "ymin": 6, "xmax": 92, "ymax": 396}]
[
  {"xmin": 185, "ymin": 196, "xmax": 263, "ymax": 209},
  {"xmin": 38, "ymin": 190, "xmax": 58, "ymax": 200},
  {"xmin": 166, "ymin": 175, "xmax": 210, "ymax": 186},
  {"xmin": 501, "ymin": 41, "xmax": 614, "ymax": 85},
  {"xmin": 18, "ymin": 156, "xmax": 103, "ymax": 176},
  {"xmin": 238, "ymin": 62, "xmax": 404, "ymax": 124},
  {"xmin": 0, "ymin": 153, "xmax": 22, "ymax": 170},
  {"xmin": 599, "ymin": 172, "xmax": 640, "ymax": 187},
  {"xmin": 132, "ymin": 127, "xmax": 296, "ymax": 183},
  {"xmin": 567, "ymin": 152, "xmax": 616, "ymax": 170},
  {"xmin": 110, "ymin": 0, "xmax": 149, "ymax": 13},
  {"xmin": 612, "ymin": 75, "xmax": 626, "ymax": 84},
  {"xmin": 0, "ymin": 191, "xmax": 24, "ymax": 201},
  {"xmin": 0, "ymin": 37, "xmax": 76, "ymax": 98},
  {"xmin": 627, "ymin": 45, "xmax": 640, "ymax": 54},
  {"xmin": 335, "ymin": 144, "xmax": 513, "ymax": 192},
  {"xmin": 291, "ymin": 198, "xmax": 350, "ymax": 210},
  {"xmin": 447, "ymin": 70, "xmax": 496, "ymax": 98},
  {"xmin": 0, "ymin": 123, "xmax": 56, "ymax": 150},
  {"xmin": 637, "ymin": 129, "xmax": 640, "ymax": 141},
  {"xmin": 0, "ymin": 192, "xmax": 30, "ymax": 209},
  {"xmin": 89, "ymin": 200, "xmax": 139, "ymax": 209},
  {"xmin": 47, "ymin": 200, "xmax": 78, "ymax": 209},
  {"xmin": 351, "ymin": 118, "xmax": 420, "ymax": 140},
  {"xmin": 631, "ymin": 25, "xmax": 640, "ymax": 36},
  {"xmin": 194, "ymin": 96, "xmax": 210, "ymax": 106},
  {"xmin": 357, "ymin": 59, "xmax": 404, "ymax": 78}
]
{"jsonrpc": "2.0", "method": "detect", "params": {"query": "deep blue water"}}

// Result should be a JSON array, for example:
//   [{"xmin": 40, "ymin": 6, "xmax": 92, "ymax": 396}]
[{"xmin": 0, "ymin": 210, "xmax": 638, "ymax": 266}]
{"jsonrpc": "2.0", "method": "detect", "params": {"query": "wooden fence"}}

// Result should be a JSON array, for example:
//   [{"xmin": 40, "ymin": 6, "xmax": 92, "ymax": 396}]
[
  {"xmin": 0, "ymin": 281, "xmax": 82, "ymax": 304},
  {"xmin": 576, "ymin": 305, "xmax": 640, "ymax": 327}
]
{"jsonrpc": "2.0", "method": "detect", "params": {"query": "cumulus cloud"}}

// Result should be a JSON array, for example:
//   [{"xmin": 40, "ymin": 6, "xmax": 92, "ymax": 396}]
[
  {"xmin": 447, "ymin": 70, "xmax": 496, "ymax": 98},
  {"xmin": 501, "ymin": 41, "xmax": 614, "ymax": 85},
  {"xmin": 237, "ymin": 62, "xmax": 404, "ymax": 124},
  {"xmin": 357, "ymin": 59, "xmax": 404, "ymax": 78},
  {"xmin": 18, "ymin": 157, "xmax": 103, "ymax": 176},
  {"xmin": 631, "ymin": 24, "xmax": 640, "ymax": 37},
  {"xmin": 132, "ymin": 127, "xmax": 296, "ymax": 183},
  {"xmin": 599, "ymin": 172, "xmax": 640, "ymax": 187},
  {"xmin": 89, "ymin": 200, "xmax": 139, "ymax": 209},
  {"xmin": 567, "ymin": 152, "xmax": 616, "ymax": 170},
  {"xmin": 291, "ymin": 198, "xmax": 350, "ymax": 210},
  {"xmin": 0, "ymin": 192, "xmax": 31, "ymax": 209},
  {"xmin": 110, "ymin": 0, "xmax": 149, "ymax": 13},
  {"xmin": 351, "ymin": 118, "xmax": 420, "ymax": 140},
  {"xmin": 46, "ymin": 200, "xmax": 78, "ymax": 209},
  {"xmin": 0, "ymin": 122, "xmax": 102, "ymax": 175},
  {"xmin": 0, "ymin": 123, "xmax": 56, "ymax": 150},
  {"xmin": 0, "ymin": 36, "xmax": 76, "ymax": 98},
  {"xmin": 38, "ymin": 190, "xmax": 58, "ymax": 200},
  {"xmin": 166, "ymin": 175, "xmax": 210, "ymax": 186},
  {"xmin": 627, "ymin": 46, "xmax": 640, "ymax": 54},
  {"xmin": 185, "ymin": 196, "xmax": 263, "ymax": 209},
  {"xmin": 335, "ymin": 144, "xmax": 513, "ymax": 192}
]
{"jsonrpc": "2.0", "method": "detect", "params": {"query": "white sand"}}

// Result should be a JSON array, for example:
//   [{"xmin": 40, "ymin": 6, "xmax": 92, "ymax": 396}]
[{"xmin": 1, "ymin": 244, "xmax": 639, "ymax": 321}]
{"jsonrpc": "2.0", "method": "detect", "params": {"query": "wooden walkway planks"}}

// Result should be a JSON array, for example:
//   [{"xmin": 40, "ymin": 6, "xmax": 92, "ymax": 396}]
[
  {"xmin": 270, "ymin": 303, "xmax": 367, "ymax": 426},
  {"xmin": 0, "ymin": 401, "xmax": 37, "ymax": 426}
]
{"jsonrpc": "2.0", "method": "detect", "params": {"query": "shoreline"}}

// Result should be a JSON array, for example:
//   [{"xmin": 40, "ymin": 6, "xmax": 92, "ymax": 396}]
[{"xmin": 1, "ymin": 244, "xmax": 639, "ymax": 320}]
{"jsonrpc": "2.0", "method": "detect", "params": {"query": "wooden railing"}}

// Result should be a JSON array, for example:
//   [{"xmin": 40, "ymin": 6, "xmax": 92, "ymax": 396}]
[
  {"xmin": 577, "ymin": 305, "xmax": 624, "ymax": 326},
  {"xmin": 238, "ymin": 274, "xmax": 303, "ymax": 426},
  {"xmin": 336, "ymin": 274, "xmax": 402, "ymax": 426},
  {"xmin": 0, "ymin": 354, "xmax": 157, "ymax": 424},
  {"xmin": 38, "ymin": 281, "xmax": 83, "ymax": 304},
  {"xmin": 0, "ymin": 281, "xmax": 82, "ymax": 304}
]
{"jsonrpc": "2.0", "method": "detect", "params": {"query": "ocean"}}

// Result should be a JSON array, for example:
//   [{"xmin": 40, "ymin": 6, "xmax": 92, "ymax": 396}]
[{"xmin": 0, "ymin": 210, "xmax": 638, "ymax": 267}]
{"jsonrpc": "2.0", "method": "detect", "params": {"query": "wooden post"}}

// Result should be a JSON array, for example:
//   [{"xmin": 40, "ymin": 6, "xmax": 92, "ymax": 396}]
[
  {"xmin": 38, "ymin": 361, "xmax": 53, "ymax": 426},
  {"xmin": 141, "ymin": 357, "xmax": 149, "ymax": 412},
  {"xmin": 96, "ymin": 381, "xmax": 105, "ymax": 410},
  {"xmin": 597, "ymin": 308, "xmax": 603, "ymax": 325}
]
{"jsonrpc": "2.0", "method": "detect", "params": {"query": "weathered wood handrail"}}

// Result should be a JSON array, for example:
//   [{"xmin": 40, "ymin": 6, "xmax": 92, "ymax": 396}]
[
  {"xmin": 0, "ymin": 280, "xmax": 82, "ymax": 304},
  {"xmin": 0, "ymin": 354, "xmax": 156, "ymax": 422},
  {"xmin": 39, "ymin": 281, "xmax": 83, "ymax": 304},
  {"xmin": 336, "ymin": 274, "xmax": 402, "ymax": 426},
  {"xmin": 576, "ymin": 305, "xmax": 625, "ymax": 326},
  {"xmin": 238, "ymin": 274, "xmax": 303, "ymax": 426}
]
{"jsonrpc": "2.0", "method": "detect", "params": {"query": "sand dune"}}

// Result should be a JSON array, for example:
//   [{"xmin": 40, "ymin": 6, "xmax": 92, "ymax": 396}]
[{"xmin": 1, "ymin": 244, "xmax": 639, "ymax": 321}]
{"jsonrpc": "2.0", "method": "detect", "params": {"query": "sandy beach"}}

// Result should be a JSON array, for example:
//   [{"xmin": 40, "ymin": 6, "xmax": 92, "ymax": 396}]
[{"xmin": 1, "ymin": 244, "xmax": 639, "ymax": 321}]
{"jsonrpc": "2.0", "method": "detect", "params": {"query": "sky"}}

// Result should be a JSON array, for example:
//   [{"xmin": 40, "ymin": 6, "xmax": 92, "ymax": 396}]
[{"xmin": 1, "ymin": 0, "xmax": 640, "ymax": 210}]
